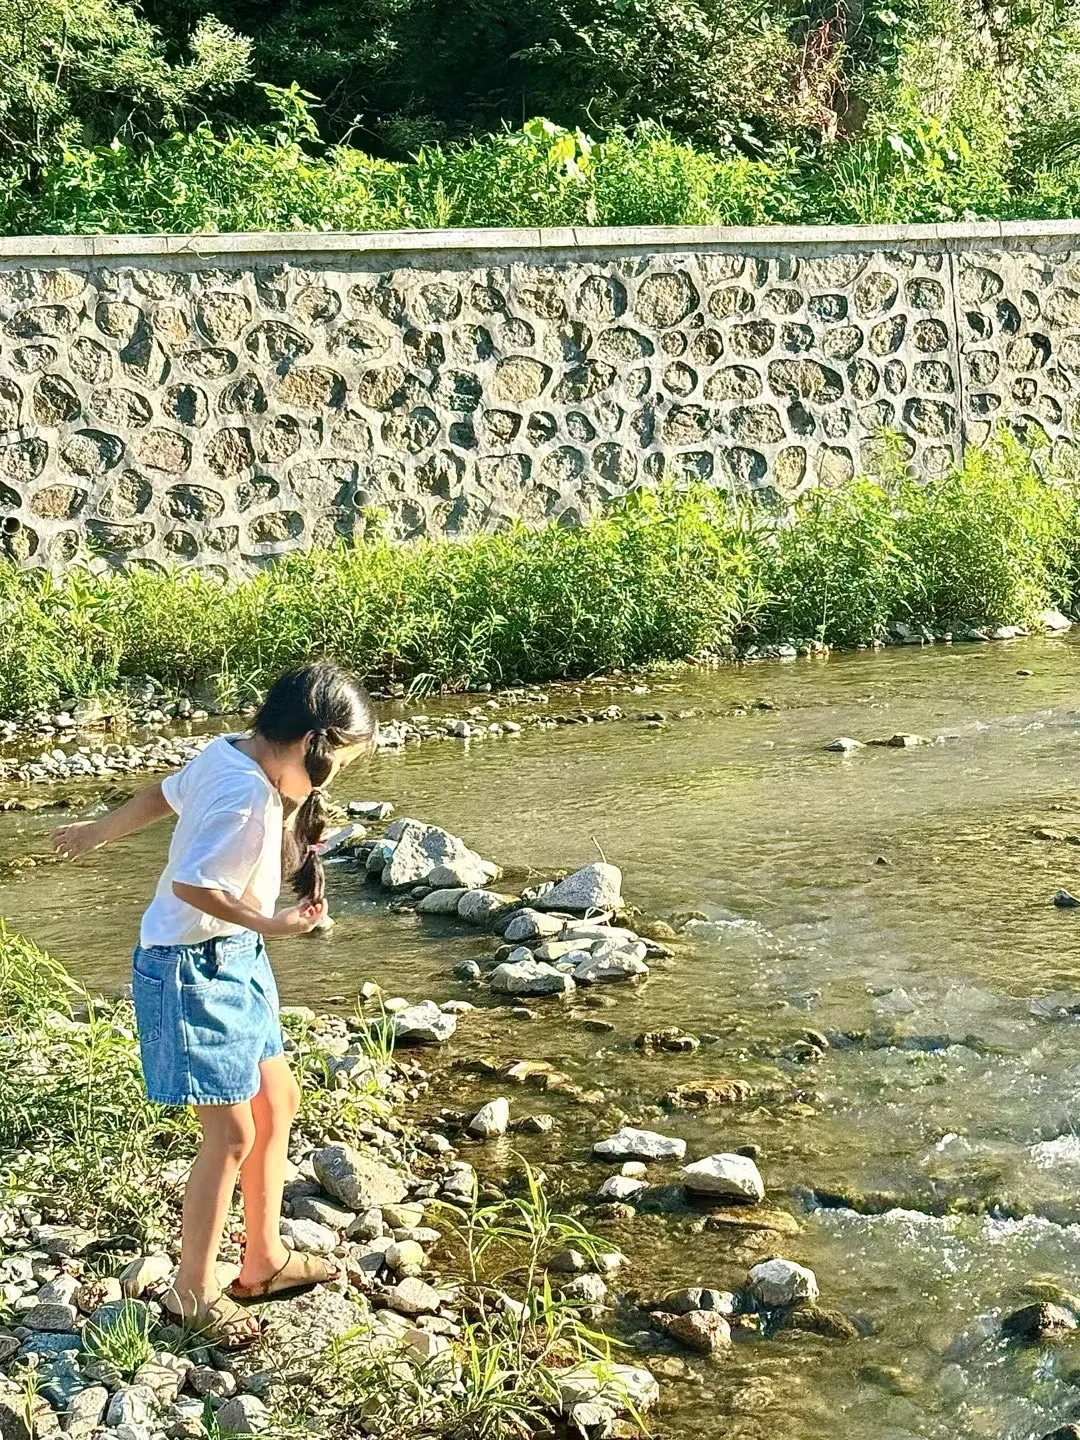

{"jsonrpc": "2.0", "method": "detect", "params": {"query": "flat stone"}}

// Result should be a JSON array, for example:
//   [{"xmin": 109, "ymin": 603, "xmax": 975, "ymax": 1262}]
[
  {"xmin": 312, "ymin": 1145, "xmax": 408, "ymax": 1210},
  {"xmin": 594, "ymin": 1128, "xmax": 687, "ymax": 1161},
  {"xmin": 279, "ymin": 1217, "xmax": 338, "ymax": 1253},
  {"xmin": 572, "ymin": 943, "xmax": 649, "ymax": 984},
  {"xmin": 1002, "ymin": 1302, "xmax": 1078, "ymax": 1342},
  {"xmin": 683, "ymin": 1153, "xmax": 765, "ymax": 1202},
  {"xmin": 61, "ymin": 1384, "xmax": 108, "ymax": 1437},
  {"xmin": 382, "ymin": 1277, "xmax": 441, "ymax": 1318},
  {"xmin": 289, "ymin": 1195, "xmax": 357, "ymax": 1229},
  {"xmin": 825, "ymin": 736, "xmax": 864, "ymax": 752},
  {"xmin": 21, "ymin": 1303, "xmax": 77, "ymax": 1333},
  {"xmin": 706, "ymin": 1205, "xmax": 800, "ymax": 1235}
]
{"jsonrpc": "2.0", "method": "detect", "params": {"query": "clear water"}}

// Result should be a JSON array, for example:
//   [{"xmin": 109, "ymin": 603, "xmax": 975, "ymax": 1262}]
[{"xmin": 6, "ymin": 638, "xmax": 1080, "ymax": 1438}]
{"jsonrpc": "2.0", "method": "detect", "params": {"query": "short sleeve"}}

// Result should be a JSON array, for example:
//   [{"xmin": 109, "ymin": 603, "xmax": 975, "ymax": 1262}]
[
  {"xmin": 172, "ymin": 802, "xmax": 268, "ymax": 899},
  {"xmin": 161, "ymin": 765, "xmax": 189, "ymax": 813}
]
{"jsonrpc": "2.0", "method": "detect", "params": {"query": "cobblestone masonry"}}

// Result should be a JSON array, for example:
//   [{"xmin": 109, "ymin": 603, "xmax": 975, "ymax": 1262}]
[{"xmin": 1, "ymin": 223, "xmax": 1079, "ymax": 570}]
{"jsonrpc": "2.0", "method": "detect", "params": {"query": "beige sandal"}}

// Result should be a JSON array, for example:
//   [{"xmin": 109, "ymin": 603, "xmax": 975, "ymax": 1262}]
[
  {"xmin": 227, "ymin": 1248, "xmax": 341, "ymax": 1304},
  {"xmin": 162, "ymin": 1289, "xmax": 265, "ymax": 1350}
]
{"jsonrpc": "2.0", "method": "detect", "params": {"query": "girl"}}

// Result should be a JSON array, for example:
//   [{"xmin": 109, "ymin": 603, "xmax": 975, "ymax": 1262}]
[{"xmin": 54, "ymin": 661, "xmax": 376, "ymax": 1348}]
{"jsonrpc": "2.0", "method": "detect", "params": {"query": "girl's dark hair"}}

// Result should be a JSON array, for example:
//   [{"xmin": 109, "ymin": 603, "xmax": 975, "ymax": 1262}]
[{"xmin": 254, "ymin": 661, "xmax": 375, "ymax": 903}]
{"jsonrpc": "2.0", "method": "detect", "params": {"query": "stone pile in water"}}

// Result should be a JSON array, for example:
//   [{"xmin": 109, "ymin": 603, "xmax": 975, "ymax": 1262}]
[{"xmin": 350, "ymin": 818, "xmax": 671, "ymax": 1000}]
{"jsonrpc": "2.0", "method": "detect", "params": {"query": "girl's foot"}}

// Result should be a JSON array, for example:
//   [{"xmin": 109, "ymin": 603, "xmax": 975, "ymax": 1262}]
[
  {"xmin": 163, "ymin": 1288, "xmax": 264, "ymax": 1349},
  {"xmin": 228, "ymin": 1248, "xmax": 341, "ymax": 1303}
]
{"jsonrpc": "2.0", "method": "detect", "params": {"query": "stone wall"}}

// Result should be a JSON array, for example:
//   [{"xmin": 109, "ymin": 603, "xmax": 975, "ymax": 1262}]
[{"xmin": 0, "ymin": 222, "xmax": 1078, "ymax": 570}]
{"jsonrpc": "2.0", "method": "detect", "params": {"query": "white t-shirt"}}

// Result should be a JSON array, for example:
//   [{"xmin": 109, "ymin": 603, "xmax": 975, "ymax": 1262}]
[{"xmin": 139, "ymin": 735, "xmax": 283, "ymax": 948}]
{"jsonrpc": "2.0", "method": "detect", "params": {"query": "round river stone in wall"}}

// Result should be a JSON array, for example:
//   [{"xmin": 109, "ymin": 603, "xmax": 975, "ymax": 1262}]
[{"xmin": 635, "ymin": 271, "xmax": 700, "ymax": 327}]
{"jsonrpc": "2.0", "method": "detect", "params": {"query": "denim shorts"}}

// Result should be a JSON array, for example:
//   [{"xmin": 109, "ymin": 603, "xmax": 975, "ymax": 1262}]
[{"xmin": 131, "ymin": 930, "xmax": 284, "ymax": 1107}]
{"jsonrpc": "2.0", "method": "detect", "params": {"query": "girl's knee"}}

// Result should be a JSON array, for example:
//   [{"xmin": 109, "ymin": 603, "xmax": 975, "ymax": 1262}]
[{"xmin": 203, "ymin": 1107, "xmax": 257, "ymax": 1165}]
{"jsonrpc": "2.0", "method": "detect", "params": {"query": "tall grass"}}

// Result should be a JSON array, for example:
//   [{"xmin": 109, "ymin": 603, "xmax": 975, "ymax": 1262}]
[{"xmin": 0, "ymin": 434, "xmax": 1077, "ymax": 716}]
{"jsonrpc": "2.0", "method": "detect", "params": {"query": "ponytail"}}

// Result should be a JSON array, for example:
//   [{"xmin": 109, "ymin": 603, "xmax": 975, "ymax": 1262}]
[{"xmin": 253, "ymin": 664, "xmax": 375, "ymax": 905}]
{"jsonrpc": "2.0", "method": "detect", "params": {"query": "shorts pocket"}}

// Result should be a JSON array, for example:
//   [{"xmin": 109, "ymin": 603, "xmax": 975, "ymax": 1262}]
[{"xmin": 132, "ymin": 970, "xmax": 163, "ymax": 1045}]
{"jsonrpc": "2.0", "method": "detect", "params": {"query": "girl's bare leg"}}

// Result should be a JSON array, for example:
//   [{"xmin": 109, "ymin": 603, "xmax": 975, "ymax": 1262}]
[
  {"xmin": 172, "ymin": 1103, "xmax": 257, "ymax": 1315},
  {"xmin": 235, "ymin": 1055, "xmax": 301, "ymax": 1287}
]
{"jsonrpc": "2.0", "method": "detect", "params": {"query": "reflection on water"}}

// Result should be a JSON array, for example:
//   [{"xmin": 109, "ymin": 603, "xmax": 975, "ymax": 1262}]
[{"xmin": 4, "ymin": 636, "xmax": 1080, "ymax": 1437}]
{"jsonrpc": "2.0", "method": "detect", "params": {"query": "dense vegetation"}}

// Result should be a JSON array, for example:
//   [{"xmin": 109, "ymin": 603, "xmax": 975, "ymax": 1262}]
[
  {"xmin": 0, "ymin": 434, "xmax": 1073, "ymax": 716},
  {"xmin": 7, "ymin": 0, "xmax": 1080, "ymax": 232}
]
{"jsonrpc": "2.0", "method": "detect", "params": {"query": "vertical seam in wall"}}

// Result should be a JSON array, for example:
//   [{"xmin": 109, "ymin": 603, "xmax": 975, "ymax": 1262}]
[{"xmin": 945, "ymin": 244, "xmax": 968, "ymax": 461}]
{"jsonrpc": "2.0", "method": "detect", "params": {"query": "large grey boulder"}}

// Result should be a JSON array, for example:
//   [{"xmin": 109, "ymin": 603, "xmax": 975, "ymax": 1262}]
[
  {"xmin": 381, "ymin": 819, "xmax": 495, "ymax": 890},
  {"xmin": 533, "ymin": 863, "xmax": 623, "ymax": 913},
  {"xmin": 682, "ymin": 1153, "xmax": 765, "ymax": 1203},
  {"xmin": 390, "ymin": 1001, "xmax": 457, "ymax": 1045},
  {"xmin": 312, "ymin": 1145, "xmax": 407, "ymax": 1211}
]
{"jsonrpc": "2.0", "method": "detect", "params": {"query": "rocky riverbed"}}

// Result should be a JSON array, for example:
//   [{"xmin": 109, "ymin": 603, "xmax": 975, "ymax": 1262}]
[{"xmin": 10, "ymin": 638, "xmax": 1080, "ymax": 1439}]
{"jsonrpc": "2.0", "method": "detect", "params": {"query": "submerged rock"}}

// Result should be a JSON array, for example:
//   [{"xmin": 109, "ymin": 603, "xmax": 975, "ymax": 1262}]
[
  {"xmin": 594, "ymin": 1128, "xmax": 687, "ymax": 1161},
  {"xmin": 748, "ymin": 1258, "xmax": 819, "ymax": 1308},
  {"xmin": 533, "ymin": 863, "xmax": 623, "ymax": 913},
  {"xmin": 1053, "ymin": 890, "xmax": 1080, "ymax": 909},
  {"xmin": 825, "ymin": 736, "xmax": 865, "ymax": 752},
  {"xmin": 637, "ymin": 1027, "xmax": 700, "ymax": 1054},
  {"xmin": 664, "ymin": 1079, "xmax": 753, "ymax": 1109},
  {"xmin": 682, "ymin": 1153, "xmax": 765, "ymax": 1203},
  {"xmin": 780, "ymin": 1303, "xmax": 859, "ymax": 1340},
  {"xmin": 660, "ymin": 1309, "xmax": 732, "ymax": 1355},
  {"xmin": 555, "ymin": 1362, "xmax": 660, "ymax": 1415},
  {"xmin": 1001, "ymin": 1302, "xmax": 1078, "ymax": 1343}
]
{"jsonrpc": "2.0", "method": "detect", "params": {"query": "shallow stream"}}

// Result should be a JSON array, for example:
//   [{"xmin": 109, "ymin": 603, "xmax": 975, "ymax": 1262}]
[{"xmin": 6, "ymin": 639, "xmax": 1080, "ymax": 1439}]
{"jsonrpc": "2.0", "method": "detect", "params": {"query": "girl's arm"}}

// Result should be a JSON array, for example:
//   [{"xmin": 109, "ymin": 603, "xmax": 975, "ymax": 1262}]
[
  {"xmin": 170, "ymin": 883, "xmax": 327, "ymax": 938},
  {"xmin": 54, "ymin": 779, "xmax": 173, "ymax": 859}
]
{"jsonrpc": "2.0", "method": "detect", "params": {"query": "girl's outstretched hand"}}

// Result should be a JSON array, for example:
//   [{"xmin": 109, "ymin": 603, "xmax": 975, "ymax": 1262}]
[
  {"xmin": 268, "ymin": 900, "xmax": 328, "ymax": 937},
  {"xmin": 54, "ymin": 821, "xmax": 103, "ymax": 859}
]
